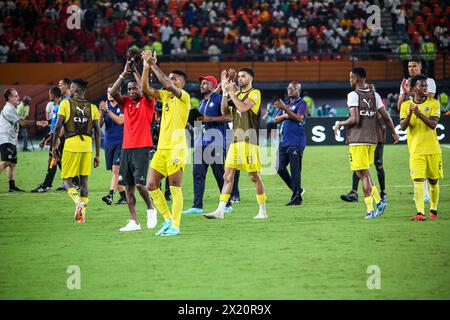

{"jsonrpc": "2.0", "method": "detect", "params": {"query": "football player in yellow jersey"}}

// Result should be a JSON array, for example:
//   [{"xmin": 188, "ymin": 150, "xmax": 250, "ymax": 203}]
[
  {"xmin": 400, "ymin": 74, "xmax": 443, "ymax": 221},
  {"xmin": 141, "ymin": 50, "xmax": 190, "ymax": 236},
  {"xmin": 203, "ymin": 67, "xmax": 268, "ymax": 220},
  {"xmin": 52, "ymin": 78, "xmax": 101, "ymax": 223}
]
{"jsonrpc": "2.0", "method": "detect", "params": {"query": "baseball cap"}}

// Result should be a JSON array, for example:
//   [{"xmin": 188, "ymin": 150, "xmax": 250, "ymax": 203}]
[{"xmin": 198, "ymin": 75, "xmax": 218, "ymax": 88}]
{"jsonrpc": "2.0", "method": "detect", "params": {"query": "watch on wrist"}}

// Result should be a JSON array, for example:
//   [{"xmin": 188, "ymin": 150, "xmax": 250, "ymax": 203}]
[{"xmin": 105, "ymin": 109, "xmax": 110, "ymax": 114}]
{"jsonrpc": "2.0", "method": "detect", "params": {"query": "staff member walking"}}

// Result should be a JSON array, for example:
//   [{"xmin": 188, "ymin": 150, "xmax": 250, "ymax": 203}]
[{"xmin": 274, "ymin": 81, "xmax": 308, "ymax": 206}]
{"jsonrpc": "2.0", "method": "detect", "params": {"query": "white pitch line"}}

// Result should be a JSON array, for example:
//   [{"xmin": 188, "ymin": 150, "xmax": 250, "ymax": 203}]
[{"xmin": 0, "ymin": 184, "xmax": 448, "ymax": 197}]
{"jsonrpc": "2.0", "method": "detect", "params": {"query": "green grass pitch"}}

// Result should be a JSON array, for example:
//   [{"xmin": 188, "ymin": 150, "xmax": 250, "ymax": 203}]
[{"xmin": 0, "ymin": 144, "xmax": 449, "ymax": 299}]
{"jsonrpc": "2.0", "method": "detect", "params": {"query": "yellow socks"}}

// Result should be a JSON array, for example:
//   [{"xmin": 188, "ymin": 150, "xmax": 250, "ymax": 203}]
[
  {"xmin": 170, "ymin": 186, "xmax": 183, "ymax": 229},
  {"xmin": 256, "ymin": 193, "xmax": 267, "ymax": 204},
  {"xmin": 364, "ymin": 196, "xmax": 374, "ymax": 213},
  {"xmin": 429, "ymin": 182, "xmax": 439, "ymax": 211},
  {"xmin": 220, "ymin": 194, "xmax": 230, "ymax": 203},
  {"xmin": 149, "ymin": 189, "xmax": 172, "ymax": 221},
  {"xmin": 68, "ymin": 187, "xmax": 80, "ymax": 204},
  {"xmin": 414, "ymin": 181, "xmax": 425, "ymax": 214},
  {"xmin": 80, "ymin": 197, "xmax": 88, "ymax": 217},
  {"xmin": 372, "ymin": 185, "xmax": 381, "ymax": 204}
]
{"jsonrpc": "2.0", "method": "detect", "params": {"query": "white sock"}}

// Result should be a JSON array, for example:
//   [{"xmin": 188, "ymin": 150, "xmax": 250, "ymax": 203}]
[
  {"xmin": 259, "ymin": 203, "xmax": 266, "ymax": 215},
  {"xmin": 147, "ymin": 208, "xmax": 156, "ymax": 214},
  {"xmin": 217, "ymin": 201, "xmax": 227, "ymax": 213},
  {"xmin": 424, "ymin": 180, "xmax": 430, "ymax": 198}
]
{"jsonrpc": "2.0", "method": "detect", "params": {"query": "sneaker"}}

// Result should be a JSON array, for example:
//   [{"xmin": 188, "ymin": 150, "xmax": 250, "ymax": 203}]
[
  {"xmin": 300, "ymin": 188, "xmax": 305, "ymax": 196},
  {"xmin": 286, "ymin": 195, "xmax": 302, "ymax": 206},
  {"xmin": 375, "ymin": 199, "xmax": 387, "ymax": 216},
  {"xmin": 102, "ymin": 194, "xmax": 113, "ymax": 205},
  {"xmin": 254, "ymin": 212, "xmax": 268, "ymax": 219},
  {"xmin": 147, "ymin": 208, "xmax": 157, "ymax": 229},
  {"xmin": 224, "ymin": 206, "xmax": 233, "ymax": 214},
  {"xmin": 410, "ymin": 213, "xmax": 426, "ymax": 221},
  {"xmin": 155, "ymin": 220, "xmax": 173, "ymax": 236},
  {"xmin": 202, "ymin": 210, "xmax": 224, "ymax": 219},
  {"xmin": 31, "ymin": 184, "xmax": 51, "ymax": 193},
  {"xmin": 380, "ymin": 192, "xmax": 387, "ymax": 203},
  {"xmin": 9, "ymin": 185, "xmax": 25, "ymax": 192},
  {"xmin": 77, "ymin": 216, "xmax": 86, "ymax": 223},
  {"xmin": 340, "ymin": 191, "xmax": 358, "ymax": 202},
  {"xmin": 119, "ymin": 220, "xmax": 141, "ymax": 232},
  {"xmin": 56, "ymin": 184, "xmax": 65, "ymax": 191},
  {"xmin": 161, "ymin": 226, "xmax": 180, "ymax": 237},
  {"xmin": 74, "ymin": 201, "xmax": 86, "ymax": 222},
  {"xmin": 115, "ymin": 197, "xmax": 127, "ymax": 205},
  {"xmin": 182, "ymin": 207, "xmax": 204, "ymax": 214},
  {"xmin": 230, "ymin": 195, "xmax": 241, "ymax": 203},
  {"xmin": 429, "ymin": 211, "xmax": 439, "ymax": 220},
  {"xmin": 364, "ymin": 210, "xmax": 377, "ymax": 220}
]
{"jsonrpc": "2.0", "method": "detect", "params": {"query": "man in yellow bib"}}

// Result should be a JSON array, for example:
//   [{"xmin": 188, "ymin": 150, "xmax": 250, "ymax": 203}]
[
  {"xmin": 400, "ymin": 74, "xmax": 443, "ymax": 221},
  {"xmin": 52, "ymin": 78, "xmax": 101, "ymax": 223},
  {"xmin": 141, "ymin": 50, "xmax": 190, "ymax": 236},
  {"xmin": 203, "ymin": 67, "xmax": 268, "ymax": 219}
]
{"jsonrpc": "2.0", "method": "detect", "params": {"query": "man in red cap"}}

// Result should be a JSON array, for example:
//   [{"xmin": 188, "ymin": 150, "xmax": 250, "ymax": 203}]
[{"xmin": 182, "ymin": 75, "xmax": 234, "ymax": 214}]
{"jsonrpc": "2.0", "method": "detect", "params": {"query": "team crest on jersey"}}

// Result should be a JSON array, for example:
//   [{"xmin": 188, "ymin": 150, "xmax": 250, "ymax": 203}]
[
  {"xmin": 424, "ymin": 107, "xmax": 430, "ymax": 112},
  {"xmin": 209, "ymin": 102, "xmax": 214, "ymax": 108},
  {"xmin": 253, "ymin": 93, "xmax": 258, "ymax": 100},
  {"xmin": 136, "ymin": 102, "xmax": 141, "ymax": 109}
]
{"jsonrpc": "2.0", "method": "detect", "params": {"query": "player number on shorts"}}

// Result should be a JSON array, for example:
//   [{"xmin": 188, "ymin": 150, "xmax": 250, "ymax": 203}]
[{"xmin": 247, "ymin": 156, "xmax": 253, "ymax": 164}]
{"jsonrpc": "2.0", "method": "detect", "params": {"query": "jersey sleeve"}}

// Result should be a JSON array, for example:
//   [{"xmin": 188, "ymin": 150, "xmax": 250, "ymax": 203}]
[
  {"xmin": 58, "ymin": 100, "xmax": 70, "ymax": 122},
  {"xmin": 399, "ymin": 100, "xmax": 410, "ymax": 119},
  {"xmin": 249, "ymin": 89, "xmax": 261, "ymax": 114},
  {"xmin": 375, "ymin": 92, "xmax": 385, "ymax": 110},
  {"xmin": 297, "ymin": 101, "xmax": 308, "ymax": 115},
  {"xmin": 91, "ymin": 104, "xmax": 100, "ymax": 121},
  {"xmin": 158, "ymin": 89, "xmax": 169, "ymax": 104},
  {"xmin": 179, "ymin": 89, "xmax": 191, "ymax": 110},
  {"xmin": 3, "ymin": 106, "xmax": 21, "ymax": 123},
  {"xmin": 430, "ymin": 99, "xmax": 441, "ymax": 119},
  {"xmin": 347, "ymin": 91, "xmax": 358, "ymax": 108},
  {"xmin": 427, "ymin": 78, "xmax": 436, "ymax": 95}
]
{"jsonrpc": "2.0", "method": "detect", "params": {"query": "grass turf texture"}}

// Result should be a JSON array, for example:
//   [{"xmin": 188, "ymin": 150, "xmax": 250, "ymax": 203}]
[{"xmin": 0, "ymin": 144, "xmax": 449, "ymax": 299}]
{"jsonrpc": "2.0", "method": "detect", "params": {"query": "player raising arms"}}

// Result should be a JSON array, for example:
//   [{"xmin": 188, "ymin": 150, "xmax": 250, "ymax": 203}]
[
  {"xmin": 141, "ymin": 50, "xmax": 191, "ymax": 237},
  {"xmin": 334, "ymin": 67, "xmax": 399, "ymax": 220},
  {"xmin": 203, "ymin": 67, "xmax": 268, "ymax": 220},
  {"xmin": 400, "ymin": 74, "xmax": 443, "ymax": 221},
  {"xmin": 52, "ymin": 78, "xmax": 101, "ymax": 223}
]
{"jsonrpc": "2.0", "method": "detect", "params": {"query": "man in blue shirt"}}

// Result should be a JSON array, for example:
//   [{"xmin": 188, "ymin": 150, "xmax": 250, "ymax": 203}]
[
  {"xmin": 31, "ymin": 86, "xmax": 63, "ymax": 192},
  {"xmin": 182, "ymin": 75, "xmax": 234, "ymax": 214},
  {"xmin": 99, "ymin": 87, "xmax": 127, "ymax": 205},
  {"xmin": 274, "ymin": 81, "xmax": 308, "ymax": 206}
]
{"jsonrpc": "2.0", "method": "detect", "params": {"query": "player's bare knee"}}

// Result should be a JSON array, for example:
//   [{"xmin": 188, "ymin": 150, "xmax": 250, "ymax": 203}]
[
  {"xmin": 248, "ymin": 172, "xmax": 260, "ymax": 183},
  {"xmin": 428, "ymin": 179, "xmax": 438, "ymax": 185}
]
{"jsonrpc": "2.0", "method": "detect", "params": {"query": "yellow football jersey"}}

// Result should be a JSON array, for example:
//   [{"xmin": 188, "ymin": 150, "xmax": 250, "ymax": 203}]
[
  {"xmin": 400, "ymin": 97, "xmax": 441, "ymax": 155},
  {"xmin": 236, "ymin": 88, "xmax": 261, "ymax": 115},
  {"xmin": 58, "ymin": 100, "xmax": 100, "ymax": 153},
  {"xmin": 157, "ymin": 89, "xmax": 190, "ymax": 150}
]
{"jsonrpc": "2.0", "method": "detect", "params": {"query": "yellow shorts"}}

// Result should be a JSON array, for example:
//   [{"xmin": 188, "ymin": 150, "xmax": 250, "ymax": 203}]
[
  {"xmin": 225, "ymin": 141, "xmax": 261, "ymax": 173},
  {"xmin": 410, "ymin": 153, "xmax": 444, "ymax": 180},
  {"xmin": 61, "ymin": 150, "xmax": 92, "ymax": 179},
  {"xmin": 150, "ymin": 149, "xmax": 186, "ymax": 177},
  {"xmin": 349, "ymin": 145, "xmax": 375, "ymax": 171}
]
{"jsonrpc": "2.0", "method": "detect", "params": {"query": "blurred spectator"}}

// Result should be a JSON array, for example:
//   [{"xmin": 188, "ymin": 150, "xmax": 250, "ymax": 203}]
[{"xmin": 16, "ymin": 96, "xmax": 31, "ymax": 151}]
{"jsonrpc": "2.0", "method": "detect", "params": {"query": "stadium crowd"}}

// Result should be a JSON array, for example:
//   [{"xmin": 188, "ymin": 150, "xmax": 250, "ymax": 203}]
[{"xmin": 0, "ymin": 0, "xmax": 448, "ymax": 63}]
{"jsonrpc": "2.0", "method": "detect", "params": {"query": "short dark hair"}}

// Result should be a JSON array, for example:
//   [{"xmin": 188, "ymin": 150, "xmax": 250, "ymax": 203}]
[
  {"xmin": 61, "ymin": 78, "xmax": 71, "ymax": 86},
  {"xmin": 239, "ymin": 67, "xmax": 255, "ymax": 78},
  {"xmin": 171, "ymin": 69, "xmax": 187, "ymax": 82},
  {"xmin": 3, "ymin": 88, "xmax": 15, "ymax": 101},
  {"xmin": 410, "ymin": 74, "xmax": 427, "ymax": 88},
  {"xmin": 50, "ymin": 86, "xmax": 61, "ymax": 98},
  {"xmin": 409, "ymin": 59, "xmax": 421, "ymax": 65},
  {"xmin": 71, "ymin": 78, "xmax": 88, "ymax": 90},
  {"xmin": 351, "ymin": 67, "xmax": 366, "ymax": 79}
]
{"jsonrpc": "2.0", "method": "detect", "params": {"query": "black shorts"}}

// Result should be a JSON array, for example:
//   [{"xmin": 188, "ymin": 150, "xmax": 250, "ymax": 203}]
[
  {"xmin": 0, "ymin": 143, "xmax": 17, "ymax": 164},
  {"xmin": 105, "ymin": 144, "xmax": 122, "ymax": 170},
  {"xmin": 119, "ymin": 147, "xmax": 151, "ymax": 186},
  {"xmin": 374, "ymin": 142, "xmax": 384, "ymax": 167}
]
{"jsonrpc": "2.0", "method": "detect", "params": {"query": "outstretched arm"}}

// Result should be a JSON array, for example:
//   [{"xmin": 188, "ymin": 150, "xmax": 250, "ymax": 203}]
[
  {"xmin": 110, "ymin": 63, "xmax": 131, "ymax": 105},
  {"xmin": 143, "ymin": 50, "xmax": 181, "ymax": 98},
  {"xmin": 141, "ymin": 51, "xmax": 161, "ymax": 100}
]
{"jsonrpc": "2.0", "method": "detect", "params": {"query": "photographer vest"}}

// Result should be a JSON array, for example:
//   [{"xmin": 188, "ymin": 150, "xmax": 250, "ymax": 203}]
[
  {"xmin": 229, "ymin": 88, "xmax": 260, "ymax": 144},
  {"xmin": 346, "ymin": 89, "xmax": 378, "ymax": 145},
  {"xmin": 64, "ymin": 98, "xmax": 93, "ymax": 140}
]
